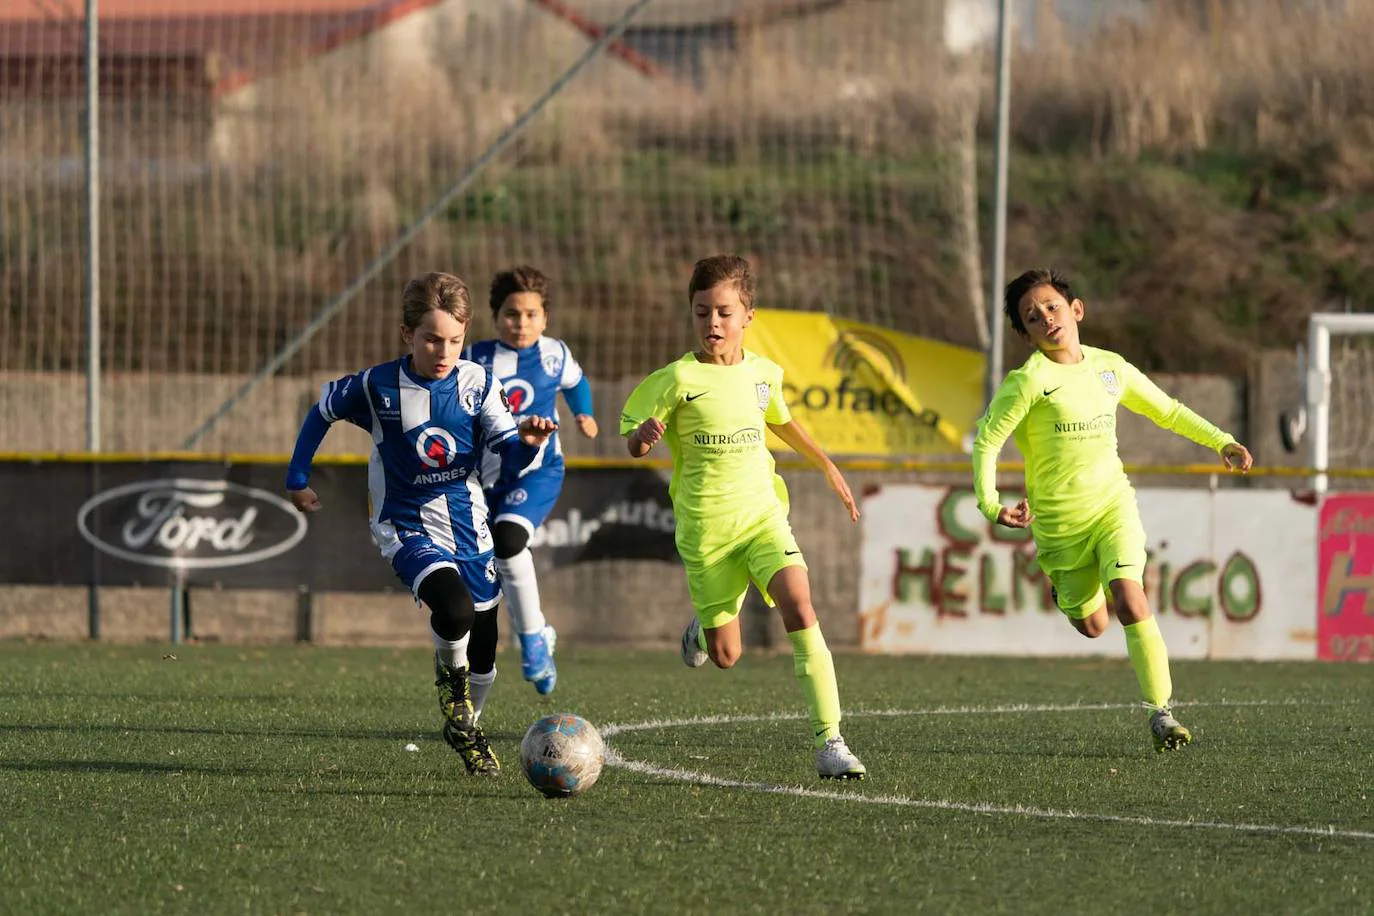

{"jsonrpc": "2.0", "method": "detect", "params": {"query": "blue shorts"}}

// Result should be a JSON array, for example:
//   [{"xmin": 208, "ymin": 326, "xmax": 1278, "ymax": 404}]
[
  {"xmin": 486, "ymin": 464, "xmax": 565, "ymax": 535},
  {"xmin": 390, "ymin": 535, "xmax": 502, "ymax": 612}
]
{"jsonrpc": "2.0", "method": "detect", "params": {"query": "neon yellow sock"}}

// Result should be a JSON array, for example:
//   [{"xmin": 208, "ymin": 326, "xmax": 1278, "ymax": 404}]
[
  {"xmin": 788, "ymin": 624, "xmax": 842, "ymax": 748},
  {"xmin": 696, "ymin": 623, "xmax": 707, "ymax": 653},
  {"xmin": 1123, "ymin": 616, "xmax": 1173, "ymax": 710}
]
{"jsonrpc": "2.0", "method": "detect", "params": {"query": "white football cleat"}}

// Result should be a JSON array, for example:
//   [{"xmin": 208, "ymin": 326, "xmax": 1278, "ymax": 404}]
[
  {"xmin": 816, "ymin": 735, "xmax": 867, "ymax": 780},
  {"xmin": 1150, "ymin": 708, "xmax": 1192, "ymax": 752}
]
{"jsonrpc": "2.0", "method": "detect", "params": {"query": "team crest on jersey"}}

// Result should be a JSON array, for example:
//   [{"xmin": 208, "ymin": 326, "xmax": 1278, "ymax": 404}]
[
  {"xmin": 755, "ymin": 382, "xmax": 771, "ymax": 411},
  {"xmin": 506, "ymin": 488, "xmax": 529, "ymax": 506},
  {"xmin": 1099, "ymin": 370, "xmax": 1121, "ymax": 396},
  {"xmin": 415, "ymin": 426, "xmax": 458, "ymax": 468},
  {"xmin": 541, "ymin": 353, "xmax": 563, "ymax": 378},
  {"xmin": 504, "ymin": 379, "xmax": 534, "ymax": 415},
  {"xmin": 484, "ymin": 558, "xmax": 498, "ymax": 583},
  {"xmin": 458, "ymin": 386, "xmax": 480, "ymax": 416}
]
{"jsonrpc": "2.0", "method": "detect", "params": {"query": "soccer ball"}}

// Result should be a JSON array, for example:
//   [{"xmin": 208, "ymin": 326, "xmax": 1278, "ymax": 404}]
[{"xmin": 519, "ymin": 713, "xmax": 605, "ymax": 798}]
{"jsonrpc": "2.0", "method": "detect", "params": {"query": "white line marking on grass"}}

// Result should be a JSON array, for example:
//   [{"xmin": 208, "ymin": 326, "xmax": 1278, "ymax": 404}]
[{"xmin": 601, "ymin": 700, "xmax": 1374, "ymax": 843}]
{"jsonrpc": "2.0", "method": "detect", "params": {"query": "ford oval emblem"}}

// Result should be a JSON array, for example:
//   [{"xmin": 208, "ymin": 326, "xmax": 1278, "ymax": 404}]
[{"xmin": 76, "ymin": 478, "xmax": 307, "ymax": 570}]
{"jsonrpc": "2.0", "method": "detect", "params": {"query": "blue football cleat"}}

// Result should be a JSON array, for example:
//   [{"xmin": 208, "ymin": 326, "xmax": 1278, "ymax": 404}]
[{"xmin": 519, "ymin": 626, "xmax": 557, "ymax": 695}]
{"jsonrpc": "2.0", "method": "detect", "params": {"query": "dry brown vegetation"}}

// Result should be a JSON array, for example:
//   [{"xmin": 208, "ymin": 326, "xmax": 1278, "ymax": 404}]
[{"xmin": 2, "ymin": 0, "xmax": 1373, "ymax": 386}]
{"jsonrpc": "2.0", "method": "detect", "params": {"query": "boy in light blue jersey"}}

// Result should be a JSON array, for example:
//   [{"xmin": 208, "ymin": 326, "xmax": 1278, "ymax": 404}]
[
  {"xmin": 286, "ymin": 272, "xmax": 556, "ymax": 776},
  {"xmin": 463, "ymin": 265, "xmax": 598, "ymax": 703},
  {"xmin": 972, "ymin": 269, "xmax": 1253, "ymax": 751}
]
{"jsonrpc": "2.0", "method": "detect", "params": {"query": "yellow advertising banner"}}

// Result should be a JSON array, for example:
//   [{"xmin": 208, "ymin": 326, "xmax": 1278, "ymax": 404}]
[{"xmin": 748, "ymin": 309, "xmax": 985, "ymax": 456}]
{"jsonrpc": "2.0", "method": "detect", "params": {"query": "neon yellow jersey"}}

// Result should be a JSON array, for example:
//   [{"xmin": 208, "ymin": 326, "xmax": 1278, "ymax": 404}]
[
  {"xmin": 620, "ymin": 350, "xmax": 791, "ymax": 560},
  {"xmin": 972, "ymin": 346, "xmax": 1235, "ymax": 547}
]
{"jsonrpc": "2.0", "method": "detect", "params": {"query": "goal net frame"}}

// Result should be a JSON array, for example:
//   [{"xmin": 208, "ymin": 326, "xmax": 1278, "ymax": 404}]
[{"xmin": 1281, "ymin": 313, "xmax": 1374, "ymax": 494}]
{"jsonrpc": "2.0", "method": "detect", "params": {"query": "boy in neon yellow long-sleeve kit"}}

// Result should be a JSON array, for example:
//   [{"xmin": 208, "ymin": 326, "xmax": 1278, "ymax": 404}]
[
  {"xmin": 621, "ymin": 254, "xmax": 867, "ymax": 780},
  {"xmin": 973, "ymin": 269, "xmax": 1254, "ymax": 751}
]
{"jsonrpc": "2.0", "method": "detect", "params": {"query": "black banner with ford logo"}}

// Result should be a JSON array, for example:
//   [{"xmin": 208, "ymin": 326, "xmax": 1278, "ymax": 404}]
[{"xmin": 0, "ymin": 460, "xmax": 678, "ymax": 589}]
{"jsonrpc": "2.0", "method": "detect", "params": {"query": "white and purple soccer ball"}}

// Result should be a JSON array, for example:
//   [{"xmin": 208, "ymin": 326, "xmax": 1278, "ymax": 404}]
[{"xmin": 519, "ymin": 713, "xmax": 605, "ymax": 798}]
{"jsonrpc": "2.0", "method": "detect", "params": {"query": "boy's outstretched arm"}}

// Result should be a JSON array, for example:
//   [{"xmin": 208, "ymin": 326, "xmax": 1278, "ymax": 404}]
[
  {"xmin": 1120, "ymin": 364, "xmax": 1253, "ymax": 472},
  {"xmin": 971, "ymin": 373, "xmax": 1034, "ymax": 529},
  {"xmin": 561, "ymin": 376, "xmax": 599, "ymax": 438},
  {"xmin": 768, "ymin": 418, "xmax": 859, "ymax": 522},
  {"xmin": 285, "ymin": 405, "xmax": 331, "ymax": 513},
  {"xmin": 619, "ymin": 369, "xmax": 674, "ymax": 458},
  {"xmin": 491, "ymin": 415, "xmax": 560, "ymax": 488},
  {"xmin": 286, "ymin": 372, "xmax": 374, "ymax": 513}
]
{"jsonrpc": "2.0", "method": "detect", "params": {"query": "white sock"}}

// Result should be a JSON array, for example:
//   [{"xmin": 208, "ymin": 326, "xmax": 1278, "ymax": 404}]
[
  {"xmin": 496, "ymin": 548, "xmax": 547, "ymax": 636},
  {"xmin": 469, "ymin": 668, "xmax": 496, "ymax": 722},
  {"xmin": 431, "ymin": 627, "xmax": 470, "ymax": 670}
]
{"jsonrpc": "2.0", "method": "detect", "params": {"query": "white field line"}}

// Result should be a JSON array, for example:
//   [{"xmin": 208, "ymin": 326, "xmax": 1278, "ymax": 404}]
[{"xmin": 600, "ymin": 700, "xmax": 1374, "ymax": 842}]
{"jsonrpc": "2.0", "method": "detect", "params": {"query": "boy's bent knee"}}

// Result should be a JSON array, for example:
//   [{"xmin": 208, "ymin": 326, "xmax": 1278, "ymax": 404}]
[
  {"xmin": 491, "ymin": 521, "xmax": 530, "ymax": 560},
  {"xmin": 775, "ymin": 599, "xmax": 817, "ymax": 632},
  {"xmin": 1070, "ymin": 612, "xmax": 1109, "ymax": 638},
  {"xmin": 418, "ymin": 568, "xmax": 476, "ymax": 639},
  {"xmin": 709, "ymin": 645, "xmax": 741, "ymax": 669}
]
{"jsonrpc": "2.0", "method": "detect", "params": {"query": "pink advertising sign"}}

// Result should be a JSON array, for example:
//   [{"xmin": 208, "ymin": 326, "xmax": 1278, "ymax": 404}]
[{"xmin": 1318, "ymin": 494, "xmax": 1374, "ymax": 661}]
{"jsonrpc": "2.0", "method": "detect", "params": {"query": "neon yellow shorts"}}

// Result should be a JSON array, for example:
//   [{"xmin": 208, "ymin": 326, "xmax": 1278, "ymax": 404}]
[
  {"xmin": 681, "ymin": 511, "xmax": 807, "ymax": 629},
  {"xmin": 1035, "ymin": 498, "xmax": 1147, "ymax": 619}
]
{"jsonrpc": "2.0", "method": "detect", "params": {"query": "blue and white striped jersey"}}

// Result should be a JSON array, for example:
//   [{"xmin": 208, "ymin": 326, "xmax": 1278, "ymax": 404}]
[
  {"xmin": 463, "ymin": 336, "xmax": 585, "ymax": 481},
  {"xmin": 315, "ymin": 357, "xmax": 518, "ymax": 560}
]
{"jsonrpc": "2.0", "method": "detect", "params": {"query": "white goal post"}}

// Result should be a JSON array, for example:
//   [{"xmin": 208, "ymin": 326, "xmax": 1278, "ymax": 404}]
[{"xmin": 1283, "ymin": 313, "xmax": 1374, "ymax": 495}]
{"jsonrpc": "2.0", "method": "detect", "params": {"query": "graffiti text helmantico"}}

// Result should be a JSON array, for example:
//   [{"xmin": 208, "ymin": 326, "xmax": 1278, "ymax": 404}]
[{"xmin": 859, "ymin": 485, "xmax": 1315, "ymax": 660}]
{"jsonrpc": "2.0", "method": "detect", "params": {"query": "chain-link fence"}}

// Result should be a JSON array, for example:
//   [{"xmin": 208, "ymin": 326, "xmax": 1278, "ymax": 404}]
[{"xmin": 3, "ymin": 0, "xmax": 1372, "ymax": 456}]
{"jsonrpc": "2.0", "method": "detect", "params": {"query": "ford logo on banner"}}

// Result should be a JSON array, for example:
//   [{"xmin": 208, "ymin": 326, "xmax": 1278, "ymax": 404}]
[{"xmin": 77, "ymin": 479, "xmax": 308, "ymax": 569}]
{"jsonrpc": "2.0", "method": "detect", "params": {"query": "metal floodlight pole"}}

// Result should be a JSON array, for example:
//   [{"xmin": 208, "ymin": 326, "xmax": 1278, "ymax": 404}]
[
  {"xmin": 85, "ymin": 0, "xmax": 103, "ymax": 640},
  {"xmin": 983, "ymin": 0, "xmax": 1013, "ymax": 409},
  {"xmin": 181, "ymin": 0, "xmax": 660, "ymax": 450},
  {"xmin": 85, "ymin": 0, "xmax": 101, "ymax": 453}
]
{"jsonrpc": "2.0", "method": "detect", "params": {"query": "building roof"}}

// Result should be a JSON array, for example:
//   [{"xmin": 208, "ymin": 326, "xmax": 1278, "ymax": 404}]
[{"xmin": 0, "ymin": 0, "xmax": 444, "ymax": 94}]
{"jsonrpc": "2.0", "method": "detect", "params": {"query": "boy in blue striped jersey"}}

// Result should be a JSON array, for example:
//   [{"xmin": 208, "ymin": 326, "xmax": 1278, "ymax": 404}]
[
  {"xmin": 286, "ymin": 271, "xmax": 555, "ymax": 775},
  {"xmin": 464, "ymin": 266, "xmax": 598, "ymax": 703}
]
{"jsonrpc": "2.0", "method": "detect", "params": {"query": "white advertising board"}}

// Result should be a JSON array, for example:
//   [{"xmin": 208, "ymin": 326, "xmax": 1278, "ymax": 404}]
[{"xmin": 859, "ymin": 485, "xmax": 1316, "ymax": 660}]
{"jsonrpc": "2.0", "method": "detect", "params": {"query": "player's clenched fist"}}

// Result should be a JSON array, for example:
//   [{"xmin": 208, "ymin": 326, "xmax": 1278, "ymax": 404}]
[
  {"xmin": 575, "ymin": 414, "xmax": 599, "ymax": 439},
  {"xmin": 1221, "ymin": 442, "xmax": 1253, "ymax": 473},
  {"xmin": 288, "ymin": 487, "xmax": 322, "ymax": 513},
  {"xmin": 636, "ymin": 417, "xmax": 665, "ymax": 446},
  {"xmin": 995, "ymin": 497, "xmax": 1034, "ymax": 530}
]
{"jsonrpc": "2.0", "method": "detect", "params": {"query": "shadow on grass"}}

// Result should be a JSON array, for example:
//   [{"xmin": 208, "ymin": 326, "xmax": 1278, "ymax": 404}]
[
  {"xmin": 0, "ymin": 758, "xmax": 274, "ymax": 777},
  {"xmin": 0, "ymin": 721, "xmax": 425, "ymax": 741},
  {"xmin": 0, "ymin": 692, "xmax": 291, "ymax": 702},
  {"xmin": 0, "ymin": 720, "xmax": 554, "ymax": 748},
  {"xmin": 256, "ymin": 785, "xmax": 519, "ymax": 800}
]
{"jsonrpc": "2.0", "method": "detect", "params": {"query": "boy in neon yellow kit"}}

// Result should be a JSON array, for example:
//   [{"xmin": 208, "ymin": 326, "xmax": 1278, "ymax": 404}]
[
  {"xmin": 620, "ymin": 254, "xmax": 867, "ymax": 779},
  {"xmin": 973, "ymin": 269, "xmax": 1253, "ymax": 751}
]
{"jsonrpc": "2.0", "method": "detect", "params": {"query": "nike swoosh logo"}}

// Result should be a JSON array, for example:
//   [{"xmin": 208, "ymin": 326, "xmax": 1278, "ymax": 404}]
[
  {"xmin": 685, "ymin": 392, "xmax": 706, "ymax": 402},
  {"xmin": 785, "ymin": 550, "xmax": 801, "ymax": 556},
  {"xmin": 1114, "ymin": 561, "xmax": 1135, "ymax": 568},
  {"xmin": 1043, "ymin": 386, "xmax": 1062, "ymax": 397}
]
